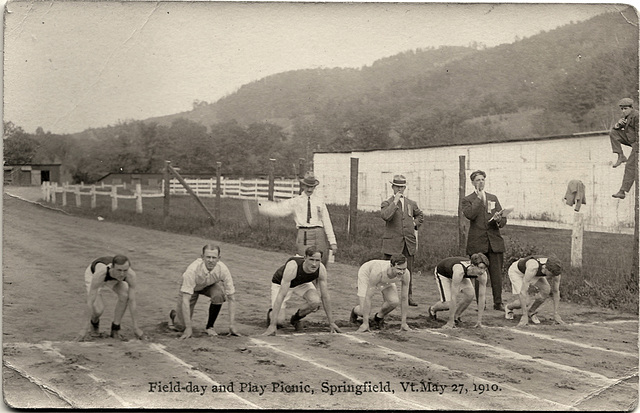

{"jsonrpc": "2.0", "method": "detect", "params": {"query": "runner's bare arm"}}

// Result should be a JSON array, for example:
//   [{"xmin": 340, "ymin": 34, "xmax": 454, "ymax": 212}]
[
  {"xmin": 74, "ymin": 272, "xmax": 103, "ymax": 341},
  {"xmin": 263, "ymin": 261, "xmax": 296, "ymax": 335},
  {"xmin": 356, "ymin": 275, "xmax": 378, "ymax": 332},
  {"xmin": 179, "ymin": 293, "xmax": 193, "ymax": 339},
  {"xmin": 317, "ymin": 266, "xmax": 341, "ymax": 333},
  {"xmin": 517, "ymin": 261, "xmax": 538, "ymax": 327},
  {"xmin": 443, "ymin": 265, "xmax": 463, "ymax": 329},
  {"xmin": 227, "ymin": 293, "xmax": 239, "ymax": 335},
  {"xmin": 399, "ymin": 270, "xmax": 411, "ymax": 331},
  {"xmin": 550, "ymin": 275, "xmax": 564, "ymax": 324},
  {"xmin": 474, "ymin": 271, "xmax": 488, "ymax": 328},
  {"xmin": 125, "ymin": 270, "xmax": 144, "ymax": 339}
]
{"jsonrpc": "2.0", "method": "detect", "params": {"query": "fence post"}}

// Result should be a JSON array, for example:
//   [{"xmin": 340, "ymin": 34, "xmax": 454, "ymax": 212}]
[
  {"xmin": 348, "ymin": 157, "xmax": 359, "ymax": 241},
  {"xmin": 41, "ymin": 182, "xmax": 47, "ymax": 202},
  {"xmin": 571, "ymin": 212, "xmax": 584, "ymax": 268},
  {"xmin": 123, "ymin": 181, "xmax": 127, "ymax": 191},
  {"xmin": 51, "ymin": 182, "xmax": 57, "ymax": 204},
  {"xmin": 215, "ymin": 162, "xmax": 221, "ymax": 223},
  {"xmin": 634, "ymin": 158, "xmax": 639, "ymax": 278},
  {"xmin": 268, "ymin": 158, "xmax": 276, "ymax": 201},
  {"xmin": 75, "ymin": 185, "xmax": 81, "ymax": 207},
  {"xmin": 298, "ymin": 158, "xmax": 306, "ymax": 194},
  {"xmin": 163, "ymin": 161, "xmax": 171, "ymax": 225},
  {"xmin": 135, "ymin": 183, "xmax": 143, "ymax": 213},
  {"xmin": 111, "ymin": 184, "xmax": 118, "ymax": 211},
  {"xmin": 62, "ymin": 183, "xmax": 68, "ymax": 206},
  {"xmin": 91, "ymin": 185, "xmax": 96, "ymax": 209},
  {"xmin": 458, "ymin": 155, "xmax": 467, "ymax": 255}
]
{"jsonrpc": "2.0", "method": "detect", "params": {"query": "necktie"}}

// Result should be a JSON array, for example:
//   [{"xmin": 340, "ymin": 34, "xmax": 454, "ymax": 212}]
[{"xmin": 307, "ymin": 197, "xmax": 311, "ymax": 223}]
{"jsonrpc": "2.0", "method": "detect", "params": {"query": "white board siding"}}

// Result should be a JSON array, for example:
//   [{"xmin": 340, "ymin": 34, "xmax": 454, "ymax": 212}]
[{"xmin": 313, "ymin": 133, "xmax": 634, "ymax": 234}]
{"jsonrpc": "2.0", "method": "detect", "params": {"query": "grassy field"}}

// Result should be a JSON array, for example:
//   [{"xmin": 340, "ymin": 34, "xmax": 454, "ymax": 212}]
[{"xmin": 48, "ymin": 191, "xmax": 638, "ymax": 313}]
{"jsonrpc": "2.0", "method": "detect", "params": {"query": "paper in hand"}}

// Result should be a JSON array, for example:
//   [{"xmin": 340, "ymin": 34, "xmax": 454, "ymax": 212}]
[{"xmin": 489, "ymin": 205, "xmax": 514, "ymax": 221}]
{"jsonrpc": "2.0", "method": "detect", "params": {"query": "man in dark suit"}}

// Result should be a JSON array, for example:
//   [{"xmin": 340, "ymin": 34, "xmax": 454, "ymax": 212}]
[
  {"xmin": 461, "ymin": 170, "xmax": 507, "ymax": 311},
  {"xmin": 381, "ymin": 174, "xmax": 424, "ymax": 306}
]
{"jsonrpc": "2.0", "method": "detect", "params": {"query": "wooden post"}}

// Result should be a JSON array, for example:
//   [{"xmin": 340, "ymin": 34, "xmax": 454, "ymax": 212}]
[
  {"xmin": 75, "ymin": 185, "xmax": 81, "ymax": 207},
  {"xmin": 163, "ymin": 161, "xmax": 171, "ymax": 225},
  {"xmin": 458, "ymin": 155, "xmax": 467, "ymax": 255},
  {"xmin": 634, "ymin": 156, "xmax": 639, "ymax": 278},
  {"xmin": 215, "ymin": 162, "xmax": 222, "ymax": 223},
  {"xmin": 135, "ymin": 183, "xmax": 143, "ymax": 213},
  {"xmin": 41, "ymin": 182, "xmax": 47, "ymax": 202},
  {"xmin": 62, "ymin": 183, "xmax": 68, "ymax": 206},
  {"xmin": 91, "ymin": 185, "xmax": 96, "ymax": 209},
  {"xmin": 298, "ymin": 158, "xmax": 306, "ymax": 194},
  {"xmin": 123, "ymin": 181, "xmax": 127, "ymax": 191},
  {"xmin": 268, "ymin": 158, "xmax": 276, "ymax": 201},
  {"xmin": 348, "ymin": 157, "xmax": 359, "ymax": 241},
  {"xmin": 51, "ymin": 182, "xmax": 57, "ymax": 204},
  {"xmin": 167, "ymin": 163, "xmax": 216, "ymax": 225},
  {"xmin": 571, "ymin": 212, "xmax": 584, "ymax": 268},
  {"xmin": 111, "ymin": 184, "xmax": 118, "ymax": 211}
]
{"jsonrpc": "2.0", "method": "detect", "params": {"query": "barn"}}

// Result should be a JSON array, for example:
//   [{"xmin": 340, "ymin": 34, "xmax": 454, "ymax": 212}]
[
  {"xmin": 3, "ymin": 163, "xmax": 63, "ymax": 186},
  {"xmin": 312, "ymin": 131, "xmax": 635, "ymax": 234}
]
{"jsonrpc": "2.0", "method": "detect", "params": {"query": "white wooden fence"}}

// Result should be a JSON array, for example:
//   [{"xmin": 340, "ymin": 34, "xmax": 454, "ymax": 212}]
[{"xmin": 41, "ymin": 177, "xmax": 299, "ymax": 213}]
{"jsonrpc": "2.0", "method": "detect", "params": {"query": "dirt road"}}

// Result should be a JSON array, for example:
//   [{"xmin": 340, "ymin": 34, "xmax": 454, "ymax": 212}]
[{"xmin": 3, "ymin": 192, "xmax": 638, "ymax": 409}]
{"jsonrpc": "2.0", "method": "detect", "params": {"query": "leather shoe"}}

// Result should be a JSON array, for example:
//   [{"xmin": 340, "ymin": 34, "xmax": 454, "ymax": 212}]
[
  {"xmin": 408, "ymin": 298, "xmax": 418, "ymax": 307},
  {"xmin": 612, "ymin": 190, "xmax": 626, "ymax": 199},
  {"xmin": 613, "ymin": 154, "xmax": 627, "ymax": 168},
  {"xmin": 493, "ymin": 303, "xmax": 505, "ymax": 311}
]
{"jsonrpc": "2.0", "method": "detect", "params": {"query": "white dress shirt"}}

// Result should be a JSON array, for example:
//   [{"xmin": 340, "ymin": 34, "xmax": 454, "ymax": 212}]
[{"xmin": 258, "ymin": 193, "xmax": 337, "ymax": 245}]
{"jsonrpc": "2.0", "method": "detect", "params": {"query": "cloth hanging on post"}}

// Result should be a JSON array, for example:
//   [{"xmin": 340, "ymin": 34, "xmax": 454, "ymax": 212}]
[{"xmin": 564, "ymin": 180, "xmax": 587, "ymax": 212}]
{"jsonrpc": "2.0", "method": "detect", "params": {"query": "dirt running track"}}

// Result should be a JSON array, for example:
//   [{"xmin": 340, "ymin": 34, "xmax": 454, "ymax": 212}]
[{"xmin": 3, "ymin": 191, "xmax": 639, "ymax": 410}]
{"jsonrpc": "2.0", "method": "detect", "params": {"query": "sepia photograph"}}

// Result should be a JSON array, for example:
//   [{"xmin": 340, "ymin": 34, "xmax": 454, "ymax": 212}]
[{"xmin": 2, "ymin": 1, "xmax": 638, "ymax": 409}]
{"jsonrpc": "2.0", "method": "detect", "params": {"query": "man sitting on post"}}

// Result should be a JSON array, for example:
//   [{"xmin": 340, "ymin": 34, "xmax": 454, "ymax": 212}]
[
  {"xmin": 351, "ymin": 254, "xmax": 412, "ymax": 332},
  {"xmin": 427, "ymin": 254, "xmax": 489, "ymax": 329},
  {"xmin": 169, "ymin": 244, "xmax": 238, "ymax": 339},
  {"xmin": 504, "ymin": 255, "xmax": 564, "ymax": 326},
  {"xmin": 263, "ymin": 246, "xmax": 342, "ymax": 336}
]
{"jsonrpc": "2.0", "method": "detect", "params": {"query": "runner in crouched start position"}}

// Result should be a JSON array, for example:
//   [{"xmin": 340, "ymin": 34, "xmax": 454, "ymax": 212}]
[
  {"xmin": 75, "ymin": 255, "xmax": 144, "ymax": 341},
  {"xmin": 351, "ymin": 254, "xmax": 411, "ymax": 332},
  {"xmin": 504, "ymin": 256, "xmax": 564, "ymax": 326},
  {"xmin": 428, "ymin": 254, "xmax": 489, "ymax": 329},
  {"xmin": 263, "ymin": 246, "xmax": 342, "ymax": 335},
  {"xmin": 169, "ymin": 244, "xmax": 238, "ymax": 339}
]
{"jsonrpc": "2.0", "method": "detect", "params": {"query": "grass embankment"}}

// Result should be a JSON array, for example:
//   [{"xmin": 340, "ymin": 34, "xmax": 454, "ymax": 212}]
[{"xmin": 49, "ymin": 191, "xmax": 638, "ymax": 314}]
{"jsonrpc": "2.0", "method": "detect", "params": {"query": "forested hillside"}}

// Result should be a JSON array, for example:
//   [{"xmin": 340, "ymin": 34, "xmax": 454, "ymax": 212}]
[{"xmin": 5, "ymin": 8, "xmax": 638, "ymax": 183}]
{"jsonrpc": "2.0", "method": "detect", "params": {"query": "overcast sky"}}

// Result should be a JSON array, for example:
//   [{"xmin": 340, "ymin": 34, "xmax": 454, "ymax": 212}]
[{"xmin": 3, "ymin": 1, "xmax": 619, "ymax": 134}]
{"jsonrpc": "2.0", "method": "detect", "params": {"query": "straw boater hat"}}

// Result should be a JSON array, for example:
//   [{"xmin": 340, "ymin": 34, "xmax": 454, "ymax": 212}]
[
  {"xmin": 390, "ymin": 175, "xmax": 407, "ymax": 187},
  {"xmin": 299, "ymin": 172, "xmax": 320, "ymax": 187}
]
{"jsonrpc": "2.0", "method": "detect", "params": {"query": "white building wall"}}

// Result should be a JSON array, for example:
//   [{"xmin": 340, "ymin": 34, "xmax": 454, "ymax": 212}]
[{"xmin": 313, "ymin": 133, "xmax": 635, "ymax": 233}]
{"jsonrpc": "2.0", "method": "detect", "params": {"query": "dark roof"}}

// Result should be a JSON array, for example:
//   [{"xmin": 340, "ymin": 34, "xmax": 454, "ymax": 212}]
[
  {"xmin": 4, "ymin": 163, "xmax": 62, "ymax": 167},
  {"xmin": 313, "ymin": 130, "xmax": 609, "ymax": 155}
]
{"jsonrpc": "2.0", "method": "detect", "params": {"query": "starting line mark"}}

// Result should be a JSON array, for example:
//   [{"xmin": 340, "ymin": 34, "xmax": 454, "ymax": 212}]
[
  {"xmin": 492, "ymin": 327, "xmax": 638, "ymax": 358},
  {"xmin": 250, "ymin": 337, "xmax": 435, "ymax": 410},
  {"xmin": 340, "ymin": 334, "xmax": 576, "ymax": 410},
  {"xmin": 5, "ymin": 341, "xmax": 261, "ymax": 409}
]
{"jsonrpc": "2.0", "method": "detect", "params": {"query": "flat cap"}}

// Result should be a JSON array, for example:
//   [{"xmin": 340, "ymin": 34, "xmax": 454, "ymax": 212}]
[{"xmin": 618, "ymin": 98, "xmax": 634, "ymax": 107}]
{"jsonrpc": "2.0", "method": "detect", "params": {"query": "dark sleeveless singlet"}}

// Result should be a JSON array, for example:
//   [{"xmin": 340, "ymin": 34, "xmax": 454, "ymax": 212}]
[
  {"xmin": 272, "ymin": 257, "xmax": 320, "ymax": 287},
  {"xmin": 90, "ymin": 256, "xmax": 118, "ymax": 281},
  {"xmin": 516, "ymin": 256, "xmax": 547, "ymax": 277},
  {"xmin": 436, "ymin": 256, "xmax": 476, "ymax": 279}
]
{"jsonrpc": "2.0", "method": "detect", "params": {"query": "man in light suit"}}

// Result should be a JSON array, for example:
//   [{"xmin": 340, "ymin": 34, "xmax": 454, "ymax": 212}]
[
  {"xmin": 381, "ymin": 174, "xmax": 424, "ymax": 306},
  {"xmin": 461, "ymin": 170, "xmax": 507, "ymax": 311}
]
